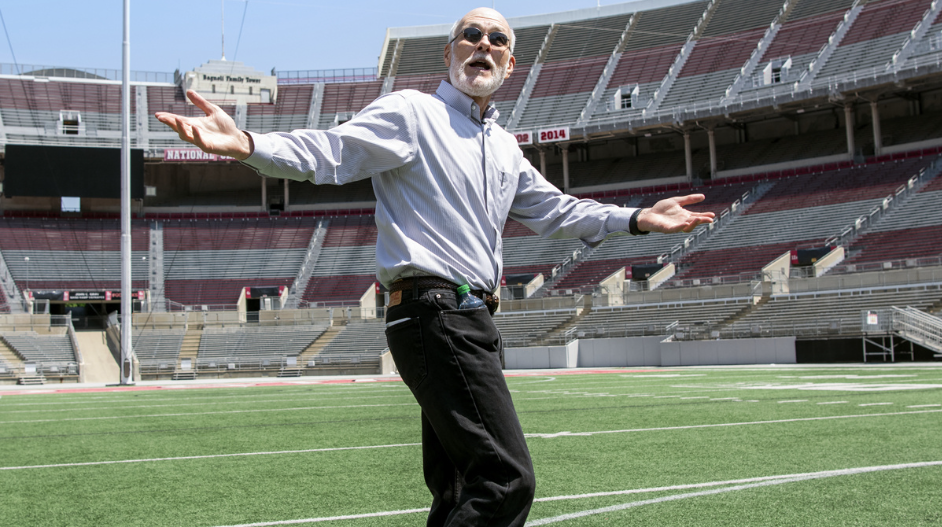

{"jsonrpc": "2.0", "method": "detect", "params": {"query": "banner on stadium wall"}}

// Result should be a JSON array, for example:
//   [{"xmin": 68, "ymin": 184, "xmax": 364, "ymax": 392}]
[
  {"xmin": 515, "ymin": 132, "xmax": 533, "ymax": 145},
  {"xmin": 32, "ymin": 290, "xmax": 144, "ymax": 301},
  {"xmin": 536, "ymin": 126, "xmax": 569, "ymax": 143},
  {"xmin": 163, "ymin": 148, "xmax": 236, "ymax": 162}
]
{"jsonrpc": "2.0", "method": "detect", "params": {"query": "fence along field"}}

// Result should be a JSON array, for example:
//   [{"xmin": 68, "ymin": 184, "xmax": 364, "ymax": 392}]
[{"xmin": 1, "ymin": 365, "xmax": 940, "ymax": 526}]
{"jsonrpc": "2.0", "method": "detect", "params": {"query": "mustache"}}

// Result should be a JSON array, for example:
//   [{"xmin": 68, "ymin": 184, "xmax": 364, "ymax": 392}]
[{"xmin": 463, "ymin": 52, "xmax": 498, "ymax": 69}]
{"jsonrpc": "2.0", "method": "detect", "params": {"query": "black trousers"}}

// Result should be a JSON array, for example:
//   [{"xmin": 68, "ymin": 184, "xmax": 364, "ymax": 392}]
[{"xmin": 385, "ymin": 287, "xmax": 535, "ymax": 527}]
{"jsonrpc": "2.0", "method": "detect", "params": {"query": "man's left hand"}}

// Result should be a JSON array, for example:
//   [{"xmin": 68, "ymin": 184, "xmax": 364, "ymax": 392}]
[{"xmin": 636, "ymin": 194, "xmax": 715, "ymax": 234}]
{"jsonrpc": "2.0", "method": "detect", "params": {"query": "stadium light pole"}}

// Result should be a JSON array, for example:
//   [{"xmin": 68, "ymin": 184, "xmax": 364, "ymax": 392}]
[{"xmin": 119, "ymin": 0, "xmax": 134, "ymax": 385}]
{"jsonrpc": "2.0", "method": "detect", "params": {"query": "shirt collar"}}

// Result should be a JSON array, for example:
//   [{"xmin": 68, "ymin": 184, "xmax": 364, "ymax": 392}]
[{"xmin": 436, "ymin": 80, "xmax": 499, "ymax": 123}]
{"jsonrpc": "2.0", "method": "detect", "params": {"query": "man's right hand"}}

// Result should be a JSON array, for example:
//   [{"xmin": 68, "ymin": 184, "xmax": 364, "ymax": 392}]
[{"xmin": 154, "ymin": 90, "xmax": 254, "ymax": 160}]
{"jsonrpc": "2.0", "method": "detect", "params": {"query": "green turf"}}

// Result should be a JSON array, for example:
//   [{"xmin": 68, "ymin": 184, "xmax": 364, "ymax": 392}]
[{"xmin": 1, "ymin": 365, "xmax": 941, "ymax": 526}]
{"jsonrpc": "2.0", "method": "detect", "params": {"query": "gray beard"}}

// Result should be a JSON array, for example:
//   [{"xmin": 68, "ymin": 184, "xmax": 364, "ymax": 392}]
[{"xmin": 449, "ymin": 55, "xmax": 506, "ymax": 98}]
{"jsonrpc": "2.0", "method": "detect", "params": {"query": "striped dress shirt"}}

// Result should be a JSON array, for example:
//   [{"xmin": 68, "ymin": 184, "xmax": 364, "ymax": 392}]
[{"xmin": 243, "ymin": 81, "xmax": 640, "ymax": 292}]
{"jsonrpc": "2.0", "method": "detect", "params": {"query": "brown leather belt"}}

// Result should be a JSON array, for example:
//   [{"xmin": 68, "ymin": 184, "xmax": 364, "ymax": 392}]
[
  {"xmin": 390, "ymin": 277, "xmax": 500, "ymax": 313},
  {"xmin": 389, "ymin": 277, "xmax": 456, "ymax": 293}
]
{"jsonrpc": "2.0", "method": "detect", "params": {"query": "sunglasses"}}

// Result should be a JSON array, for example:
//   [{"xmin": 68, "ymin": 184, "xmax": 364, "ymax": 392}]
[{"xmin": 451, "ymin": 27, "xmax": 511, "ymax": 49}]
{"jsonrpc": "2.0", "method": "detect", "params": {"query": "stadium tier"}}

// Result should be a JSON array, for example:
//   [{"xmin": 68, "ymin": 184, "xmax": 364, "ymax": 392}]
[
  {"xmin": 0, "ymin": 218, "xmax": 150, "ymax": 291},
  {"xmin": 2, "ymin": 0, "xmax": 942, "ymax": 382},
  {"xmin": 0, "ymin": 331, "xmax": 76, "ymax": 366},
  {"xmin": 132, "ymin": 328, "xmax": 185, "ymax": 371}
]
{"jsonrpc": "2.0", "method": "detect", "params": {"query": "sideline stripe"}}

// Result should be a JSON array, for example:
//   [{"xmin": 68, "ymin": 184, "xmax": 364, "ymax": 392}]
[
  {"xmin": 0, "ymin": 393, "xmax": 413, "ymax": 415},
  {"xmin": 0, "ymin": 442, "xmax": 421, "ymax": 471},
  {"xmin": 524, "ymin": 461, "xmax": 942, "ymax": 526},
  {"xmin": 0, "ymin": 402, "xmax": 417, "ymax": 424},
  {"xmin": 214, "ymin": 508, "xmax": 431, "ymax": 526},
  {"xmin": 524, "ymin": 408, "xmax": 942, "ymax": 438},
  {"xmin": 207, "ymin": 461, "xmax": 942, "ymax": 527},
  {"xmin": 0, "ymin": 369, "xmax": 641, "ymax": 397},
  {"xmin": 6, "ymin": 409, "xmax": 939, "ymax": 471}
]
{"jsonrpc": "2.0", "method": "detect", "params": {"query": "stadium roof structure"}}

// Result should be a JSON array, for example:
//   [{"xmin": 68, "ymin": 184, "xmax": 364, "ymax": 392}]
[{"xmin": 0, "ymin": 0, "xmax": 941, "ymax": 171}]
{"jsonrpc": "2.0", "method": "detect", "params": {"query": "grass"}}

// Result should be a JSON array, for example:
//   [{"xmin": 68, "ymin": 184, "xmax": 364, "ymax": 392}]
[{"xmin": 1, "ymin": 365, "xmax": 941, "ymax": 526}]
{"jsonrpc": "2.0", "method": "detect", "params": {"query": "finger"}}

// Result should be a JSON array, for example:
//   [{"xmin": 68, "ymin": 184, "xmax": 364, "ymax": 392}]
[
  {"xmin": 672, "ymin": 194, "xmax": 706, "ymax": 207},
  {"xmin": 174, "ymin": 116, "xmax": 196, "ymax": 143},
  {"xmin": 191, "ymin": 125, "xmax": 211, "ymax": 151},
  {"xmin": 154, "ymin": 112, "xmax": 181, "ymax": 131},
  {"xmin": 186, "ymin": 89, "xmax": 218, "ymax": 117}
]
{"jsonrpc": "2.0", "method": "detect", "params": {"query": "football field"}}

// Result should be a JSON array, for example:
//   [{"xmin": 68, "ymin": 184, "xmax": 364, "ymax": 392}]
[{"xmin": 1, "ymin": 364, "xmax": 941, "ymax": 526}]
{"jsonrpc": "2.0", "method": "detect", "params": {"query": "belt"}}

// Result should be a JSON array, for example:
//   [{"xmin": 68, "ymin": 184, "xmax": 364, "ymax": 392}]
[{"xmin": 390, "ymin": 277, "xmax": 500, "ymax": 313}]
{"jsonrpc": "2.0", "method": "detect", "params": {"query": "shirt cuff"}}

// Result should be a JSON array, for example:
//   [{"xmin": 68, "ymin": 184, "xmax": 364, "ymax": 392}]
[
  {"xmin": 605, "ymin": 208, "xmax": 648, "ymax": 236},
  {"xmin": 241, "ymin": 131, "xmax": 273, "ymax": 172},
  {"xmin": 629, "ymin": 208, "xmax": 649, "ymax": 236}
]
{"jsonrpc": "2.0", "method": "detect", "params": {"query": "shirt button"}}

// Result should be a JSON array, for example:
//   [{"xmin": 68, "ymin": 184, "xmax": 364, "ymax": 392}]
[{"xmin": 435, "ymin": 294, "xmax": 441, "ymax": 299}]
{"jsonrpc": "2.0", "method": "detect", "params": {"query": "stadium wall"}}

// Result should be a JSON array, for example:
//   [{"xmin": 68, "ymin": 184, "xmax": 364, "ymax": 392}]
[{"xmin": 505, "ymin": 335, "xmax": 796, "ymax": 368}]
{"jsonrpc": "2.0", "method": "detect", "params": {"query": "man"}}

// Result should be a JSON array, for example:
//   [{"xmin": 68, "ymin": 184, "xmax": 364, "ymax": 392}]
[{"xmin": 156, "ymin": 8, "xmax": 714, "ymax": 526}]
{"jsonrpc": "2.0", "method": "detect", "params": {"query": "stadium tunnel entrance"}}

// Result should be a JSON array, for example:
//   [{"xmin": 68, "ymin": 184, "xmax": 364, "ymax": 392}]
[{"xmin": 26, "ymin": 290, "xmax": 149, "ymax": 330}]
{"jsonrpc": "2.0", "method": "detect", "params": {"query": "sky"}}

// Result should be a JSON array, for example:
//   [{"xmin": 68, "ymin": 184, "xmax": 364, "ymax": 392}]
[{"xmin": 0, "ymin": 0, "xmax": 631, "ymax": 76}]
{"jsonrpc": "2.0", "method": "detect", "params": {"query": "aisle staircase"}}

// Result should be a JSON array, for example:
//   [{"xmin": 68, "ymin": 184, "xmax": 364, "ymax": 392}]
[
  {"xmin": 891, "ymin": 306, "xmax": 942, "ymax": 357},
  {"xmin": 173, "ymin": 328, "xmax": 201, "ymax": 380}
]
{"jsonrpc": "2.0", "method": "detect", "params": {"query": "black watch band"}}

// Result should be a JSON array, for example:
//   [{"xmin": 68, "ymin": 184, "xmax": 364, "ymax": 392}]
[{"xmin": 629, "ymin": 209, "xmax": 650, "ymax": 236}]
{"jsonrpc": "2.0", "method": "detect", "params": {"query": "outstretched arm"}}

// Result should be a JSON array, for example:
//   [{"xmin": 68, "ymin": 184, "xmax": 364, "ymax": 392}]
[
  {"xmin": 154, "ymin": 90, "xmax": 254, "ymax": 160},
  {"xmin": 636, "ymin": 194, "xmax": 715, "ymax": 234}
]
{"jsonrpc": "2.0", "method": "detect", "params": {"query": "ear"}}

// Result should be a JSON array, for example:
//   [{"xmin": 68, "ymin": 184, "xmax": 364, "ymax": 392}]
[
  {"xmin": 444, "ymin": 41, "xmax": 452, "ymax": 69},
  {"xmin": 504, "ymin": 55, "xmax": 515, "ymax": 79}
]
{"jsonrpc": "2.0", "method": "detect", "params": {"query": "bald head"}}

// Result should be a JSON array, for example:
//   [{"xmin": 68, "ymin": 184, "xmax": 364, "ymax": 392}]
[{"xmin": 450, "ymin": 8, "xmax": 515, "ymax": 53}]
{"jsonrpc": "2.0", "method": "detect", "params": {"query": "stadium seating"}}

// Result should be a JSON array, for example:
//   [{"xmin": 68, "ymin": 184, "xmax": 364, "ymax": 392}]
[
  {"xmin": 842, "ymin": 183, "xmax": 942, "ymax": 266},
  {"xmin": 593, "ymin": 1, "xmax": 710, "ymax": 118},
  {"xmin": 745, "ymin": 6, "xmax": 849, "ymax": 92},
  {"xmin": 726, "ymin": 283, "xmax": 942, "ymax": 337},
  {"xmin": 578, "ymin": 297, "xmax": 753, "ymax": 338},
  {"xmin": 316, "ymin": 80, "xmax": 384, "ymax": 129},
  {"xmin": 302, "ymin": 215, "xmax": 378, "ymax": 304},
  {"xmin": 314, "ymin": 319, "xmax": 386, "ymax": 365},
  {"xmin": 4, "ymin": 0, "xmax": 942, "ymax": 370},
  {"xmin": 196, "ymin": 323, "xmax": 330, "ymax": 369},
  {"xmin": 814, "ymin": 0, "xmax": 930, "ymax": 81},
  {"xmin": 245, "ymin": 84, "xmax": 314, "ymax": 133},
  {"xmin": 0, "ymin": 218, "xmax": 150, "ymax": 291},
  {"xmin": 744, "ymin": 158, "xmax": 927, "ymax": 214},
  {"xmin": 515, "ymin": 13, "xmax": 631, "ymax": 128},
  {"xmin": 658, "ymin": 0, "xmax": 785, "ymax": 108},
  {"xmin": 160, "ymin": 217, "xmax": 316, "ymax": 305},
  {"xmin": 0, "ymin": 331, "xmax": 76, "ymax": 365},
  {"xmin": 493, "ymin": 309, "xmax": 577, "ymax": 347},
  {"xmin": 133, "ymin": 328, "xmax": 185, "ymax": 370}
]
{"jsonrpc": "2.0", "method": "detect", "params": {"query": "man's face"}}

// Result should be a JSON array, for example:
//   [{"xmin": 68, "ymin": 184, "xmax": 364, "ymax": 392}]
[{"xmin": 445, "ymin": 10, "xmax": 515, "ymax": 99}]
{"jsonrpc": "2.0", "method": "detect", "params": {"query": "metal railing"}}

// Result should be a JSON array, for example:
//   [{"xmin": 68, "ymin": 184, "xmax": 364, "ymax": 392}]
[
  {"xmin": 276, "ymin": 67, "xmax": 378, "ymax": 85},
  {"xmin": 555, "ymin": 50, "xmax": 942, "ymax": 137},
  {"xmin": 890, "ymin": 306, "xmax": 942, "ymax": 354},
  {"xmin": 0, "ymin": 62, "xmax": 173, "ymax": 83}
]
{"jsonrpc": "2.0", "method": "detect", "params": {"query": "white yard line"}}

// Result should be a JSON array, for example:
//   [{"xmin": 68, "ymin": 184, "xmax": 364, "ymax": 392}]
[
  {"xmin": 10, "ymin": 409, "xmax": 938, "ymax": 471},
  {"xmin": 524, "ymin": 460, "xmax": 942, "ymax": 525},
  {"xmin": 207, "ymin": 461, "xmax": 942, "ymax": 527},
  {"xmin": 0, "ymin": 393, "xmax": 413, "ymax": 414},
  {"xmin": 0, "ymin": 442, "xmax": 422, "ymax": 471},
  {"xmin": 524, "ymin": 408, "xmax": 942, "ymax": 439},
  {"xmin": 0, "ymin": 402, "xmax": 417, "ymax": 424},
  {"xmin": 0, "ymin": 385, "xmax": 409, "ymax": 408}
]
